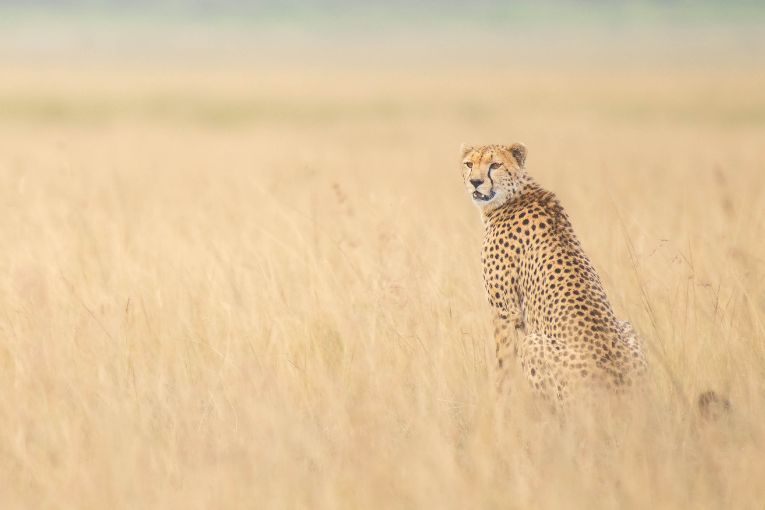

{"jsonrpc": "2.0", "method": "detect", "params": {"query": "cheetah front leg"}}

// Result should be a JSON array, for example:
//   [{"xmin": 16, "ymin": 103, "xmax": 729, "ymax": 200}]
[{"xmin": 493, "ymin": 309, "xmax": 525, "ymax": 395}]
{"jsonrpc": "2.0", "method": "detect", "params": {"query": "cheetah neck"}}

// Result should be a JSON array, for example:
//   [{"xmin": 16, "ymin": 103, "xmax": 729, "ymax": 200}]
[{"xmin": 481, "ymin": 174, "xmax": 540, "ymax": 224}]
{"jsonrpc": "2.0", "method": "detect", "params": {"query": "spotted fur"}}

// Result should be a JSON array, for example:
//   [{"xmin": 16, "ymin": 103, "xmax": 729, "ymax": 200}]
[{"xmin": 461, "ymin": 143, "xmax": 647, "ymax": 401}]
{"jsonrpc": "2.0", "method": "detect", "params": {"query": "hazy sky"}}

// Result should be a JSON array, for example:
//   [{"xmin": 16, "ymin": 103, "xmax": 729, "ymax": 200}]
[
  {"xmin": 2, "ymin": 0, "xmax": 764, "ymax": 26},
  {"xmin": 1, "ymin": 0, "xmax": 762, "ymax": 65}
]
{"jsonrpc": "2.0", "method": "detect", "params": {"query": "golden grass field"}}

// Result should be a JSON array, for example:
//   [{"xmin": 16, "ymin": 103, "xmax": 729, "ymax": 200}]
[{"xmin": 1, "ymin": 48, "xmax": 764, "ymax": 508}]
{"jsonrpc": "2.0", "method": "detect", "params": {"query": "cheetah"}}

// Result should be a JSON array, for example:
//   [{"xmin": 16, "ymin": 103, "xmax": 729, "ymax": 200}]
[{"xmin": 461, "ymin": 143, "xmax": 647, "ymax": 402}]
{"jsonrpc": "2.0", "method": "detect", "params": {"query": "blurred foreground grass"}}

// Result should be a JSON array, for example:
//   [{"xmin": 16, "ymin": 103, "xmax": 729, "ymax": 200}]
[{"xmin": 0, "ymin": 25, "xmax": 764, "ymax": 509}]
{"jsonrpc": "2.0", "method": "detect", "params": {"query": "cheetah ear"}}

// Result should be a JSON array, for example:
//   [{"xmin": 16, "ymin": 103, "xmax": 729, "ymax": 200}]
[
  {"xmin": 504, "ymin": 143, "xmax": 527, "ymax": 168},
  {"xmin": 460, "ymin": 144, "xmax": 475, "ymax": 157}
]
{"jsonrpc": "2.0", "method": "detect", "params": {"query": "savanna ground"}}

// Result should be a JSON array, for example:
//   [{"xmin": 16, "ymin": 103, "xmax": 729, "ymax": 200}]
[{"xmin": 1, "ymin": 20, "xmax": 765, "ymax": 509}]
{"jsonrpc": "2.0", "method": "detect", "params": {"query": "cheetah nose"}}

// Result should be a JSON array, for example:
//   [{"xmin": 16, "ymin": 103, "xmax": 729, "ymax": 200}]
[{"xmin": 470, "ymin": 179, "xmax": 484, "ymax": 188}]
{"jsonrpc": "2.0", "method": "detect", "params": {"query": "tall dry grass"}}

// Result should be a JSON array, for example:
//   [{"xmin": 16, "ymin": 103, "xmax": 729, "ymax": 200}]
[{"xmin": 0, "ymin": 59, "xmax": 764, "ymax": 509}]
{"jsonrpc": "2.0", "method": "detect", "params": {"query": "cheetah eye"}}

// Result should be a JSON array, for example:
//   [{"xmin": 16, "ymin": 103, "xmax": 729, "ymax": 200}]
[
  {"xmin": 464, "ymin": 162, "xmax": 473, "ymax": 169},
  {"xmin": 489, "ymin": 162, "xmax": 502, "ymax": 170}
]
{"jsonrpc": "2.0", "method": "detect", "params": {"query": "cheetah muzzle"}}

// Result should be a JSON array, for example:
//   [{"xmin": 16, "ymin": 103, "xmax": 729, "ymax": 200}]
[{"xmin": 472, "ymin": 189, "xmax": 496, "ymax": 202}]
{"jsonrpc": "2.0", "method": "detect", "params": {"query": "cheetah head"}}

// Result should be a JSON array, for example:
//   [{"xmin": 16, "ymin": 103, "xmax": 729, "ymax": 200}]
[{"xmin": 461, "ymin": 143, "xmax": 527, "ymax": 209}]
